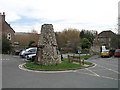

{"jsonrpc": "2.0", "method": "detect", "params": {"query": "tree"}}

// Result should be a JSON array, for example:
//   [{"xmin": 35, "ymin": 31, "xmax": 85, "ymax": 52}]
[
  {"xmin": 68, "ymin": 38, "xmax": 80, "ymax": 53},
  {"xmin": 28, "ymin": 29, "xmax": 39, "ymax": 44},
  {"xmin": 55, "ymin": 32, "xmax": 63, "ymax": 50},
  {"xmin": 80, "ymin": 29, "xmax": 85, "ymax": 39},
  {"xmin": 14, "ymin": 29, "xmax": 39, "ymax": 49},
  {"xmin": 80, "ymin": 30, "xmax": 96, "ymax": 45},
  {"xmin": 80, "ymin": 38, "xmax": 91, "ymax": 49},
  {"xmin": 28, "ymin": 41, "xmax": 36, "ymax": 47},
  {"xmin": 2, "ymin": 35, "xmax": 12, "ymax": 54},
  {"xmin": 110, "ymin": 35, "xmax": 119, "ymax": 49},
  {"xmin": 55, "ymin": 28, "xmax": 80, "ymax": 49}
]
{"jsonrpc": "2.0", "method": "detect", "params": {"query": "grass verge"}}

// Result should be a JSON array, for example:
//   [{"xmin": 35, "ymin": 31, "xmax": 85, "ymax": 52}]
[{"xmin": 25, "ymin": 58, "xmax": 93, "ymax": 70}]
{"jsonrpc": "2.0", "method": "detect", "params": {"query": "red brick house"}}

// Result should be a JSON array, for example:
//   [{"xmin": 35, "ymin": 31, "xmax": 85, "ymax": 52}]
[
  {"xmin": 0, "ymin": 12, "xmax": 15, "ymax": 45},
  {"xmin": 94, "ymin": 30, "xmax": 116, "ymax": 48}
]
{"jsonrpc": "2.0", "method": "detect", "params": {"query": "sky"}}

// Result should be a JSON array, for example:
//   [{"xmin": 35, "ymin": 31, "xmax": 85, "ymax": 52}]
[{"xmin": 0, "ymin": 0, "xmax": 120, "ymax": 34}]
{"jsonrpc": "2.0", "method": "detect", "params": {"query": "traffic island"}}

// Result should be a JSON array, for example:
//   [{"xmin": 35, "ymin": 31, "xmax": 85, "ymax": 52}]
[{"xmin": 22, "ymin": 59, "xmax": 95, "ymax": 71}]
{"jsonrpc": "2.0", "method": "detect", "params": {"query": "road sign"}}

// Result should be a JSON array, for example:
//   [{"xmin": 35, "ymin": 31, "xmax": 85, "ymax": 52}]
[{"xmin": 78, "ymin": 49, "xmax": 81, "ymax": 53}]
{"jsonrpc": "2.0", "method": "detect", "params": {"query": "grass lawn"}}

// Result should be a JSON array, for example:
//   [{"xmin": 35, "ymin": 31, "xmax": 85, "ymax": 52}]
[
  {"xmin": 74, "ymin": 55, "xmax": 93, "ymax": 59},
  {"xmin": 25, "ymin": 58, "xmax": 93, "ymax": 70}
]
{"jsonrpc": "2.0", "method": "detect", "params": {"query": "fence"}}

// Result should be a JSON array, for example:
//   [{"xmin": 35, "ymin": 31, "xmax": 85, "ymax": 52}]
[{"xmin": 68, "ymin": 55, "xmax": 84, "ymax": 65}]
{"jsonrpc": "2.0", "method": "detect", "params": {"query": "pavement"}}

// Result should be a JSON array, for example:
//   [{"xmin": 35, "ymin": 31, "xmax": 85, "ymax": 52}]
[{"xmin": 2, "ymin": 54, "xmax": 120, "ymax": 88}]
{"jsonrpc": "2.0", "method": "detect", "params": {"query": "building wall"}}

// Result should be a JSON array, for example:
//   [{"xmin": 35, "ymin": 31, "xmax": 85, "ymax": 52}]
[
  {"xmin": 0, "ymin": 13, "xmax": 2, "ymax": 36},
  {"xmin": 0, "ymin": 12, "xmax": 15, "ymax": 45},
  {"xmin": 2, "ymin": 21, "xmax": 15, "ymax": 44},
  {"xmin": 0, "ymin": 13, "xmax": 2, "ymax": 53},
  {"xmin": 94, "ymin": 30, "xmax": 116, "ymax": 48}
]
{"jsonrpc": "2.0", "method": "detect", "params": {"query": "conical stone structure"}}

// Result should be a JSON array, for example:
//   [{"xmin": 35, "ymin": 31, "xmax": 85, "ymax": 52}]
[{"xmin": 35, "ymin": 24, "xmax": 61, "ymax": 66}]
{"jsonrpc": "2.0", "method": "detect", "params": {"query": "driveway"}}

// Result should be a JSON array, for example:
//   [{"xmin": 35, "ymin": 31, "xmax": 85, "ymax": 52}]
[{"xmin": 2, "ymin": 54, "xmax": 119, "ymax": 88}]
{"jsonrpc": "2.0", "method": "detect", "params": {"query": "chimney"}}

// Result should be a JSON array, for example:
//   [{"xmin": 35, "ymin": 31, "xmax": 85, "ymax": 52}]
[
  {"xmin": 96, "ymin": 31, "xmax": 98, "ymax": 43},
  {"xmin": 2, "ymin": 12, "xmax": 5, "ymax": 21},
  {"xmin": 3, "ymin": 12, "xmax": 5, "ymax": 15}
]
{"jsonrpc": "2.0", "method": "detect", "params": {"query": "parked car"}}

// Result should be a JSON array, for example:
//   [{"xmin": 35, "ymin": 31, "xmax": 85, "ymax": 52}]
[
  {"xmin": 14, "ymin": 49, "xmax": 23, "ymax": 55},
  {"xmin": 19, "ymin": 47, "xmax": 37, "ymax": 58},
  {"xmin": 26, "ymin": 54, "xmax": 36, "ymax": 62},
  {"xmin": 114, "ymin": 49, "xmax": 120, "ymax": 57},
  {"xmin": 101, "ymin": 50, "xmax": 110, "ymax": 57},
  {"xmin": 26, "ymin": 50, "xmax": 63, "ymax": 62},
  {"xmin": 109, "ymin": 49, "xmax": 115, "ymax": 56}
]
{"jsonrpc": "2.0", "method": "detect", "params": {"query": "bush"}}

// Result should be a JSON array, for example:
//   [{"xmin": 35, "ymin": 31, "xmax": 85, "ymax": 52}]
[
  {"xmin": 2, "ymin": 35, "xmax": 12, "ymax": 54},
  {"xmin": 80, "ymin": 38, "xmax": 91, "ymax": 49}
]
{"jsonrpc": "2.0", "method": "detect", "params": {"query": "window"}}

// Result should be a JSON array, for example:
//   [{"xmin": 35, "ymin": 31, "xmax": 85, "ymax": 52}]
[
  {"xmin": 7, "ymin": 33, "xmax": 11, "ymax": 40},
  {"xmin": 29, "ymin": 49, "xmax": 36, "ymax": 53}
]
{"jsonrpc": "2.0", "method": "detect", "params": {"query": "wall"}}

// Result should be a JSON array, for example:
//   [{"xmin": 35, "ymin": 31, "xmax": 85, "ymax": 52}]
[
  {"xmin": 0, "ymin": 13, "xmax": 2, "ymax": 53},
  {"xmin": 0, "ymin": 12, "xmax": 15, "ymax": 45}
]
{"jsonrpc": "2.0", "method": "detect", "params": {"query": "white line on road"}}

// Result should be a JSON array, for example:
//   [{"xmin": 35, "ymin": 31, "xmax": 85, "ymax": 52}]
[
  {"xmin": 18, "ymin": 63, "xmax": 76, "ymax": 73},
  {"xmin": 76, "ymin": 69, "xmax": 120, "ymax": 81},
  {"xmin": 85, "ymin": 68, "xmax": 100, "ymax": 77},
  {"xmin": 97, "ymin": 65, "xmax": 120, "ymax": 74},
  {"xmin": 75, "ymin": 62, "xmax": 120, "ymax": 81}
]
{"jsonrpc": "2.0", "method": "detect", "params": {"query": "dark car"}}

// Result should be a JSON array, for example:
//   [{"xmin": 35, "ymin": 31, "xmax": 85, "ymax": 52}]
[
  {"xmin": 14, "ymin": 49, "xmax": 23, "ymax": 55},
  {"xmin": 109, "ymin": 49, "xmax": 115, "ymax": 56},
  {"xmin": 114, "ymin": 49, "xmax": 120, "ymax": 57}
]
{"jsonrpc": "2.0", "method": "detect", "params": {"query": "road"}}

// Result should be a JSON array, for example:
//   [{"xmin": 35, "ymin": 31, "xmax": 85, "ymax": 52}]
[{"xmin": 2, "ymin": 54, "xmax": 119, "ymax": 88}]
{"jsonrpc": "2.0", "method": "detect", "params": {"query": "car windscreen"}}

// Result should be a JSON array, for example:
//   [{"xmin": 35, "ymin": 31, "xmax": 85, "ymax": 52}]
[
  {"xmin": 26, "ymin": 48, "xmax": 37, "ymax": 52},
  {"xmin": 102, "ymin": 51, "xmax": 108, "ymax": 53}
]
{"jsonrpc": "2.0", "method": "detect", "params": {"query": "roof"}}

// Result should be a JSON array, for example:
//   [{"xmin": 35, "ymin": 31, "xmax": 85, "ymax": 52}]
[
  {"xmin": 98, "ymin": 30, "xmax": 116, "ymax": 37},
  {"xmin": 5, "ymin": 21, "xmax": 15, "ymax": 33}
]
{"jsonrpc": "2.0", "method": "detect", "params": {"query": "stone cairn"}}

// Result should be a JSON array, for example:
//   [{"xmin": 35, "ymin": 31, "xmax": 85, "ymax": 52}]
[{"xmin": 34, "ymin": 24, "xmax": 61, "ymax": 66}]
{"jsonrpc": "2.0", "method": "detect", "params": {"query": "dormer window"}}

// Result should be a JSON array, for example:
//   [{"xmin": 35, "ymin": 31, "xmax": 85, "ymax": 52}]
[{"xmin": 7, "ymin": 33, "xmax": 11, "ymax": 40}]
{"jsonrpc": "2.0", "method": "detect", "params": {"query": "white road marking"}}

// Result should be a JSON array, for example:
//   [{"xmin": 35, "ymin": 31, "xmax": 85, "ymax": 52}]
[
  {"xmin": 18, "ymin": 63, "xmax": 76, "ymax": 73},
  {"xmin": 18, "ymin": 62, "xmax": 119, "ymax": 81},
  {"xmin": 76, "ymin": 71, "xmax": 120, "ymax": 80},
  {"xmin": 85, "ymin": 68, "xmax": 100, "ymax": 77},
  {"xmin": 75, "ymin": 62, "xmax": 119, "ymax": 81},
  {"xmin": 76, "ymin": 63, "xmax": 119, "ymax": 81},
  {"xmin": 97, "ymin": 65, "xmax": 120, "ymax": 74},
  {"xmin": 13, "ymin": 56, "xmax": 19, "ymax": 58},
  {"xmin": 92, "ymin": 59, "xmax": 118, "ymax": 68}
]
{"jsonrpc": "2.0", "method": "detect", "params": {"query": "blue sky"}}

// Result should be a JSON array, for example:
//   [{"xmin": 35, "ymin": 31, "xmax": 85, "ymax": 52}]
[{"xmin": 0, "ymin": 0, "xmax": 119, "ymax": 33}]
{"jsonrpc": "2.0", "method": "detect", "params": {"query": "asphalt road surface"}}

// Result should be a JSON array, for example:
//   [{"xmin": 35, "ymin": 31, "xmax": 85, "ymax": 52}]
[{"xmin": 2, "ymin": 54, "xmax": 120, "ymax": 88}]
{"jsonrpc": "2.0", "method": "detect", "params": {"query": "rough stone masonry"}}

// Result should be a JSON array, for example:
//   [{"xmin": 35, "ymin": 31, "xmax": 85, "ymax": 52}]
[{"xmin": 34, "ymin": 24, "xmax": 61, "ymax": 66}]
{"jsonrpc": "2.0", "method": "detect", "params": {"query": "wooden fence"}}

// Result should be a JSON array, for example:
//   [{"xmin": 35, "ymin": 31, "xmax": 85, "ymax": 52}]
[{"xmin": 68, "ymin": 55, "xmax": 84, "ymax": 65}]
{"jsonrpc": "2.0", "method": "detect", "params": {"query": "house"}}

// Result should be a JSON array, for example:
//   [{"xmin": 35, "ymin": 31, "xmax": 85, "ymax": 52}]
[
  {"xmin": 94, "ymin": 30, "xmax": 117, "ymax": 48},
  {"xmin": 0, "ymin": 12, "xmax": 15, "ymax": 45}
]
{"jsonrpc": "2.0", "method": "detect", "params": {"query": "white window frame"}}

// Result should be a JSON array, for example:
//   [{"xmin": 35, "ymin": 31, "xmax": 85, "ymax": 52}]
[{"xmin": 7, "ymin": 33, "xmax": 11, "ymax": 40}]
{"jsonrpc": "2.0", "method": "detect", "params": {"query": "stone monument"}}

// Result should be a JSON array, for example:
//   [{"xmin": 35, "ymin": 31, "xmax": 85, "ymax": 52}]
[{"xmin": 34, "ymin": 24, "xmax": 61, "ymax": 66}]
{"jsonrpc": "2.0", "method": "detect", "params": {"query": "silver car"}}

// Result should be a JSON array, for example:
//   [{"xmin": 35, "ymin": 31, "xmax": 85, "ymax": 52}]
[{"xmin": 19, "ymin": 47, "xmax": 37, "ymax": 58}]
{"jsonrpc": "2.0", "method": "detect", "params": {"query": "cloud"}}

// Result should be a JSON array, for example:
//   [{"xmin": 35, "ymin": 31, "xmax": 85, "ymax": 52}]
[{"xmin": 0, "ymin": 0, "xmax": 119, "ymax": 33}]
